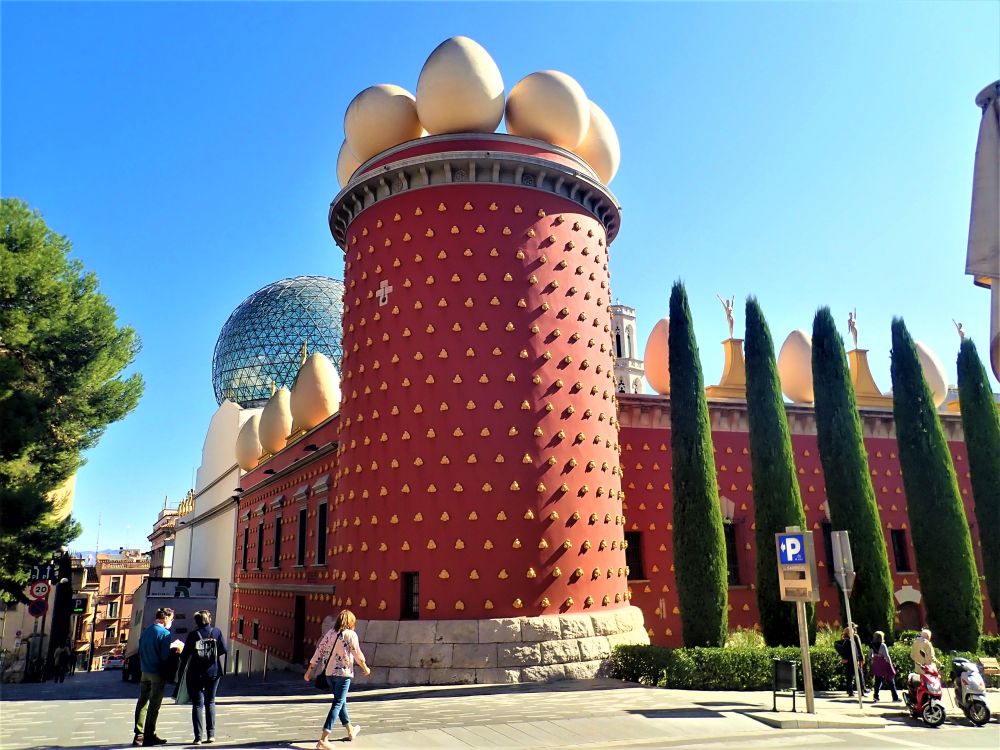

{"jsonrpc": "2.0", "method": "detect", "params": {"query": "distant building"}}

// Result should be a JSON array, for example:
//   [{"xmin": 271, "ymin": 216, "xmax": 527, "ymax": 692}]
[
  {"xmin": 89, "ymin": 550, "xmax": 149, "ymax": 667},
  {"xmin": 147, "ymin": 506, "xmax": 179, "ymax": 577}
]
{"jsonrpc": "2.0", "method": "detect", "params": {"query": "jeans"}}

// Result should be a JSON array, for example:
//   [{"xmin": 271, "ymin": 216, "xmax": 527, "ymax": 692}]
[
  {"xmin": 873, "ymin": 674, "xmax": 899, "ymax": 700},
  {"xmin": 134, "ymin": 672, "xmax": 166, "ymax": 736},
  {"xmin": 190, "ymin": 673, "xmax": 221, "ymax": 739},
  {"xmin": 323, "ymin": 676, "xmax": 352, "ymax": 732},
  {"xmin": 844, "ymin": 662, "xmax": 866, "ymax": 695}
]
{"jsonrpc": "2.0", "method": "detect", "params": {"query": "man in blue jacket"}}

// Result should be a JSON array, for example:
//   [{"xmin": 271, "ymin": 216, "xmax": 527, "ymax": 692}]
[{"xmin": 133, "ymin": 607, "xmax": 182, "ymax": 746}]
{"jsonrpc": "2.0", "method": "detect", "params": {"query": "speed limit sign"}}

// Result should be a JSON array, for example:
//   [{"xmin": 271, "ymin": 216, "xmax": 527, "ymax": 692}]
[{"xmin": 29, "ymin": 580, "xmax": 51, "ymax": 599}]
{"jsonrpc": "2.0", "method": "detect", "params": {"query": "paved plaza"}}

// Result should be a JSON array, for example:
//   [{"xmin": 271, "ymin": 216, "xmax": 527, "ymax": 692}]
[{"xmin": 1, "ymin": 670, "xmax": 998, "ymax": 750}]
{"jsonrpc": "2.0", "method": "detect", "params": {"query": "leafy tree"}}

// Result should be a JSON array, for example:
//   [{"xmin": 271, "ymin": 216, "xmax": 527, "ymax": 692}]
[
  {"xmin": 744, "ymin": 297, "xmax": 814, "ymax": 646},
  {"xmin": 0, "ymin": 198, "xmax": 143, "ymax": 602},
  {"xmin": 811, "ymin": 308, "xmax": 894, "ymax": 641},
  {"xmin": 668, "ymin": 282, "xmax": 728, "ymax": 646},
  {"xmin": 891, "ymin": 319, "xmax": 982, "ymax": 649},
  {"xmin": 957, "ymin": 338, "xmax": 1000, "ymax": 620}
]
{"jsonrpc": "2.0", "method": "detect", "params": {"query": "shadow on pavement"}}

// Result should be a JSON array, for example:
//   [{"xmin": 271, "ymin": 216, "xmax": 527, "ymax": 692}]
[{"xmin": 627, "ymin": 707, "xmax": 728, "ymax": 719}]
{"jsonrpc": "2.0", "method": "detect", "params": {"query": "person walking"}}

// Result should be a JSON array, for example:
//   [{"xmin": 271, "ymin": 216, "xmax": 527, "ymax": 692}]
[
  {"xmin": 869, "ymin": 630, "xmax": 899, "ymax": 702},
  {"xmin": 836, "ymin": 625, "xmax": 867, "ymax": 697},
  {"xmin": 53, "ymin": 642, "xmax": 71, "ymax": 683},
  {"xmin": 133, "ymin": 607, "xmax": 182, "ymax": 747},
  {"xmin": 304, "ymin": 609, "xmax": 371, "ymax": 747},
  {"xmin": 180, "ymin": 610, "xmax": 228, "ymax": 744}
]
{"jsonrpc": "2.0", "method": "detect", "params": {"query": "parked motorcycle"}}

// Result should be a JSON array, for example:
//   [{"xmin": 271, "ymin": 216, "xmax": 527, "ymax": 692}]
[
  {"xmin": 903, "ymin": 662, "xmax": 946, "ymax": 727},
  {"xmin": 950, "ymin": 656, "xmax": 991, "ymax": 726}
]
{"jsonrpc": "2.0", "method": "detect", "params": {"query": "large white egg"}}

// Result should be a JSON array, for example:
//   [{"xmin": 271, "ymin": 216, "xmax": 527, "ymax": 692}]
[
  {"xmin": 777, "ymin": 330, "xmax": 815, "ymax": 403},
  {"xmin": 291, "ymin": 352, "xmax": 341, "ymax": 432},
  {"xmin": 336, "ymin": 141, "xmax": 362, "ymax": 188},
  {"xmin": 259, "ymin": 387, "xmax": 293, "ymax": 454},
  {"xmin": 505, "ymin": 70, "xmax": 590, "ymax": 149},
  {"xmin": 914, "ymin": 341, "xmax": 948, "ymax": 408},
  {"xmin": 235, "ymin": 414, "xmax": 263, "ymax": 471},
  {"xmin": 416, "ymin": 36, "xmax": 505, "ymax": 134},
  {"xmin": 643, "ymin": 317, "xmax": 670, "ymax": 394},
  {"xmin": 344, "ymin": 84, "xmax": 423, "ymax": 163},
  {"xmin": 572, "ymin": 100, "xmax": 620, "ymax": 184}
]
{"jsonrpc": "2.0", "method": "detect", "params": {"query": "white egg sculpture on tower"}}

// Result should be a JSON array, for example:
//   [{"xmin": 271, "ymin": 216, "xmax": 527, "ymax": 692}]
[
  {"xmin": 777, "ymin": 330, "xmax": 815, "ymax": 403},
  {"xmin": 505, "ymin": 70, "xmax": 590, "ymax": 149},
  {"xmin": 258, "ymin": 387, "xmax": 293, "ymax": 455},
  {"xmin": 914, "ymin": 341, "xmax": 948, "ymax": 408},
  {"xmin": 344, "ymin": 84, "xmax": 424, "ymax": 163},
  {"xmin": 572, "ymin": 100, "xmax": 621, "ymax": 184},
  {"xmin": 235, "ymin": 413, "xmax": 263, "ymax": 471},
  {"xmin": 290, "ymin": 352, "xmax": 341, "ymax": 433},
  {"xmin": 643, "ymin": 317, "xmax": 671, "ymax": 395},
  {"xmin": 336, "ymin": 141, "xmax": 363, "ymax": 188},
  {"xmin": 416, "ymin": 36, "xmax": 505, "ymax": 134}
]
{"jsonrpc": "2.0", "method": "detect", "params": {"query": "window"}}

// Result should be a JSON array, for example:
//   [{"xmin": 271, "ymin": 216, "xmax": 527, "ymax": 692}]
[
  {"xmin": 106, "ymin": 626, "xmax": 117, "ymax": 642},
  {"xmin": 624, "ymin": 531, "xmax": 645, "ymax": 579},
  {"xmin": 237, "ymin": 617, "xmax": 245, "ymax": 637},
  {"xmin": 107, "ymin": 601, "xmax": 120, "ymax": 619},
  {"xmin": 615, "ymin": 328, "xmax": 622, "ymax": 358},
  {"xmin": 724, "ymin": 523, "xmax": 741, "ymax": 586},
  {"xmin": 272, "ymin": 515, "xmax": 282, "ymax": 568},
  {"xmin": 251, "ymin": 620, "xmax": 260, "ymax": 643},
  {"xmin": 297, "ymin": 508, "xmax": 308, "ymax": 566},
  {"xmin": 317, "ymin": 503, "xmax": 328, "ymax": 565},
  {"xmin": 109, "ymin": 576, "xmax": 122, "ymax": 594},
  {"xmin": 256, "ymin": 522, "xmax": 264, "ymax": 570},
  {"xmin": 821, "ymin": 521, "xmax": 836, "ymax": 583},
  {"xmin": 891, "ymin": 529, "xmax": 912, "ymax": 572},
  {"xmin": 401, "ymin": 573, "xmax": 420, "ymax": 619},
  {"xmin": 119, "ymin": 631, "xmax": 128, "ymax": 643},
  {"xmin": 242, "ymin": 526, "xmax": 250, "ymax": 571}
]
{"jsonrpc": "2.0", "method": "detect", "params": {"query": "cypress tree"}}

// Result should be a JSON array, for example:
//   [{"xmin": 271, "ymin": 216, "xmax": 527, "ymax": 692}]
[
  {"xmin": 957, "ymin": 338, "xmax": 1000, "ymax": 620},
  {"xmin": 891, "ymin": 319, "xmax": 982, "ymax": 649},
  {"xmin": 668, "ymin": 281, "xmax": 728, "ymax": 646},
  {"xmin": 811, "ymin": 308, "xmax": 894, "ymax": 641},
  {"xmin": 744, "ymin": 297, "xmax": 814, "ymax": 645}
]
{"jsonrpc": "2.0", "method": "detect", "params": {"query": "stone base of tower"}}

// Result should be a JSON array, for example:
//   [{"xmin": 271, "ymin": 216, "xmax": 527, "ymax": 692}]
[{"xmin": 352, "ymin": 606, "xmax": 648, "ymax": 685}]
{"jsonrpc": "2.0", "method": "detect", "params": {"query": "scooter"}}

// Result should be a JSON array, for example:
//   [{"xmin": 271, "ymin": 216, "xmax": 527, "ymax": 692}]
[
  {"xmin": 903, "ymin": 662, "xmax": 946, "ymax": 727},
  {"xmin": 950, "ymin": 656, "xmax": 991, "ymax": 726}
]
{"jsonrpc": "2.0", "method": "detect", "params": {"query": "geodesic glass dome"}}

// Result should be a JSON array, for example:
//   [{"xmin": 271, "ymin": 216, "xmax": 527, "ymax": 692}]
[{"xmin": 212, "ymin": 276, "xmax": 345, "ymax": 408}]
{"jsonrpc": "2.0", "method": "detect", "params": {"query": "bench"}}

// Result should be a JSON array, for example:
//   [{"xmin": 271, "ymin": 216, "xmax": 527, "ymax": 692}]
[{"xmin": 980, "ymin": 657, "xmax": 999, "ymax": 689}]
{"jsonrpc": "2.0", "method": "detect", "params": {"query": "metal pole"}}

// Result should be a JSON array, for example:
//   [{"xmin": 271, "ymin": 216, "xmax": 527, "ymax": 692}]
[
  {"xmin": 795, "ymin": 600, "xmax": 816, "ymax": 713},
  {"xmin": 841, "ymin": 591, "xmax": 864, "ymax": 710},
  {"xmin": 262, "ymin": 649, "xmax": 268, "ymax": 682},
  {"xmin": 247, "ymin": 648, "xmax": 252, "ymax": 677},
  {"xmin": 233, "ymin": 649, "xmax": 240, "ymax": 676}
]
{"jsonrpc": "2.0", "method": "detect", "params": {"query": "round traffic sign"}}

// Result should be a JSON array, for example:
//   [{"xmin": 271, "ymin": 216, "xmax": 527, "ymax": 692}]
[
  {"xmin": 29, "ymin": 580, "xmax": 51, "ymax": 599},
  {"xmin": 27, "ymin": 599, "xmax": 48, "ymax": 618}
]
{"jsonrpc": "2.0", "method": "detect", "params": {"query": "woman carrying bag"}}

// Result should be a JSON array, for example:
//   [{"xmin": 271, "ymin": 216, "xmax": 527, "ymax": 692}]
[
  {"xmin": 304, "ymin": 609, "xmax": 371, "ymax": 746},
  {"xmin": 869, "ymin": 630, "xmax": 899, "ymax": 702}
]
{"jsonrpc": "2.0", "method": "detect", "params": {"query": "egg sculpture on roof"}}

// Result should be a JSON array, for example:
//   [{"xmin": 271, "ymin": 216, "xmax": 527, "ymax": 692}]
[
  {"xmin": 914, "ymin": 341, "xmax": 948, "ymax": 408},
  {"xmin": 505, "ymin": 70, "xmax": 590, "ymax": 149},
  {"xmin": 258, "ymin": 386, "xmax": 293, "ymax": 455},
  {"xmin": 416, "ymin": 36, "xmax": 505, "ymax": 135},
  {"xmin": 336, "ymin": 141, "xmax": 362, "ymax": 188},
  {"xmin": 344, "ymin": 84, "xmax": 424, "ymax": 163},
  {"xmin": 572, "ymin": 100, "xmax": 620, "ymax": 184},
  {"xmin": 235, "ymin": 413, "xmax": 263, "ymax": 471},
  {"xmin": 290, "ymin": 352, "xmax": 341, "ymax": 433},
  {"xmin": 777, "ymin": 330, "xmax": 815, "ymax": 403},
  {"xmin": 643, "ymin": 317, "xmax": 671, "ymax": 395}
]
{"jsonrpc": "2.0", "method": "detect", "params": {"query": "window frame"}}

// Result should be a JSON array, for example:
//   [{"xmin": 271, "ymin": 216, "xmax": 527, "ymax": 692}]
[
  {"xmin": 723, "ymin": 521, "xmax": 741, "ymax": 586},
  {"xmin": 316, "ymin": 503, "xmax": 328, "ymax": 566}
]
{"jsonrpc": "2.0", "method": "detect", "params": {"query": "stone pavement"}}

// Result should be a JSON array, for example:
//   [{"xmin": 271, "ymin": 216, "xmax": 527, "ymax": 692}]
[{"xmin": 1, "ymin": 670, "xmax": 998, "ymax": 750}]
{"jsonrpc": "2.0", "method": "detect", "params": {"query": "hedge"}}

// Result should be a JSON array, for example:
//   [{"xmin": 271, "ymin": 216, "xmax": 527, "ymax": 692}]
[{"xmin": 609, "ymin": 643, "xmax": 992, "ymax": 691}]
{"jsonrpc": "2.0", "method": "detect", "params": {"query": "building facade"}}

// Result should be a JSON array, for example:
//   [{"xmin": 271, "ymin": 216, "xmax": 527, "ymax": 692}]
[{"xmin": 89, "ymin": 550, "xmax": 149, "ymax": 667}]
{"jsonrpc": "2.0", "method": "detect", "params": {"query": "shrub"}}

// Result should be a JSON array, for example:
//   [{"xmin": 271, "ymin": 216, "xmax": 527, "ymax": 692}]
[
  {"xmin": 980, "ymin": 635, "xmax": 1000, "ymax": 658},
  {"xmin": 725, "ymin": 627, "xmax": 767, "ymax": 650},
  {"xmin": 814, "ymin": 623, "xmax": 842, "ymax": 651},
  {"xmin": 891, "ymin": 319, "xmax": 982, "ymax": 650}
]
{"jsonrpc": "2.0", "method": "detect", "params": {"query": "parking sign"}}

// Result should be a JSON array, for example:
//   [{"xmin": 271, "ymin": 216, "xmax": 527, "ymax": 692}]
[{"xmin": 777, "ymin": 534, "xmax": 805, "ymax": 564}]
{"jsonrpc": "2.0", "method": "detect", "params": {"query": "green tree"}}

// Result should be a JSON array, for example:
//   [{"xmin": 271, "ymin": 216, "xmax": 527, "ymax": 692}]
[
  {"xmin": 0, "ymin": 198, "xmax": 143, "ymax": 602},
  {"xmin": 744, "ymin": 297, "xmax": 814, "ymax": 646},
  {"xmin": 957, "ymin": 338, "xmax": 1000, "ymax": 620},
  {"xmin": 891, "ymin": 319, "xmax": 982, "ymax": 649},
  {"xmin": 811, "ymin": 308, "xmax": 894, "ymax": 641},
  {"xmin": 668, "ymin": 282, "xmax": 728, "ymax": 646}
]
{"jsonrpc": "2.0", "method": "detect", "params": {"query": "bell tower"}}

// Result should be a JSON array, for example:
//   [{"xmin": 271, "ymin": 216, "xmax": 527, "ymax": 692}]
[{"xmin": 610, "ymin": 303, "xmax": 644, "ymax": 394}]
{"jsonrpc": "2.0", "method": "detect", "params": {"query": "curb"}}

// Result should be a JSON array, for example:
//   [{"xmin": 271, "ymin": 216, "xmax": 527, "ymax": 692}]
[{"xmin": 745, "ymin": 711, "xmax": 887, "ymax": 729}]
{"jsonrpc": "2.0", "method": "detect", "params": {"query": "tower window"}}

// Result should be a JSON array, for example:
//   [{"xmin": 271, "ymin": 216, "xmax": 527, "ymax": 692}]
[
  {"xmin": 624, "ymin": 531, "xmax": 645, "ymax": 579},
  {"xmin": 615, "ymin": 328, "xmax": 622, "ymax": 358},
  {"xmin": 401, "ymin": 572, "xmax": 420, "ymax": 619},
  {"xmin": 890, "ymin": 529, "xmax": 912, "ymax": 573},
  {"xmin": 724, "ymin": 522, "xmax": 741, "ymax": 585}
]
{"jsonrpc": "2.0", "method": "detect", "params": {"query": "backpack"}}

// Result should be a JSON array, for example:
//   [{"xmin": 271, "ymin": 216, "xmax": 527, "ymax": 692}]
[{"xmin": 194, "ymin": 631, "xmax": 218, "ymax": 665}]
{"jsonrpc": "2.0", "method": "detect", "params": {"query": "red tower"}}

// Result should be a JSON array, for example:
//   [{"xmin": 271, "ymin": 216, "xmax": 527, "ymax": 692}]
[{"xmin": 327, "ymin": 134, "xmax": 647, "ymax": 682}]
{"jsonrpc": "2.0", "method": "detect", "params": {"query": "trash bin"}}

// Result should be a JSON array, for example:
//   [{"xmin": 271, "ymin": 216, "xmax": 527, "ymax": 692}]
[{"xmin": 772, "ymin": 658, "xmax": 799, "ymax": 712}]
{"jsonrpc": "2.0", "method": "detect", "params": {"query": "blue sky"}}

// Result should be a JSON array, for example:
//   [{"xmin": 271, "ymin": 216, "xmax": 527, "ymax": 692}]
[{"xmin": 3, "ymin": 2, "xmax": 998, "ymax": 553}]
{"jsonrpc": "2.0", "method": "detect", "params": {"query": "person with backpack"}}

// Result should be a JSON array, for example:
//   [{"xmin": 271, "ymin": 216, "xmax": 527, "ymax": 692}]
[{"xmin": 180, "ymin": 610, "xmax": 228, "ymax": 744}]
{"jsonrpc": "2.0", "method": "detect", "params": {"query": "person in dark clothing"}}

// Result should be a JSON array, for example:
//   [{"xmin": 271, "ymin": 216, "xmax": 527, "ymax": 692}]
[
  {"xmin": 835, "ymin": 625, "xmax": 867, "ymax": 697},
  {"xmin": 180, "ymin": 610, "xmax": 228, "ymax": 744},
  {"xmin": 869, "ymin": 630, "xmax": 899, "ymax": 702},
  {"xmin": 133, "ymin": 607, "xmax": 182, "ymax": 746}
]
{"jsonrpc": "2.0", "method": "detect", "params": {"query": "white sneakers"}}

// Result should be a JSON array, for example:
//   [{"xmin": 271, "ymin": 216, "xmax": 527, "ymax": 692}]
[{"xmin": 348, "ymin": 725, "xmax": 362, "ymax": 741}]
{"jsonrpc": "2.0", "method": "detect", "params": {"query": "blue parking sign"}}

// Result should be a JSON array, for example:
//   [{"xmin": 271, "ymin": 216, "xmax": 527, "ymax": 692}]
[{"xmin": 778, "ymin": 533, "xmax": 806, "ymax": 564}]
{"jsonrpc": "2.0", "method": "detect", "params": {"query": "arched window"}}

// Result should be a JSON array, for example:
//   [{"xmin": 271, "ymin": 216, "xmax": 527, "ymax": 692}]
[
  {"xmin": 615, "ymin": 327, "xmax": 622, "ymax": 358},
  {"xmin": 626, "ymin": 326, "xmax": 634, "ymax": 358},
  {"xmin": 617, "ymin": 378, "xmax": 626, "ymax": 393},
  {"xmin": 632, "ymin": 378, "xmax": 640, "ymax": 394}
]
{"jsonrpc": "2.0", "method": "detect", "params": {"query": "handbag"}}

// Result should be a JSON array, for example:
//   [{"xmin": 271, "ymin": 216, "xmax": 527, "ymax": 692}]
[
  {"xmin": 312, "ymin": 633, "xmax": 340, "ymax": 691},
  {"xmin": 174, "ymin": 659, "xmax": 191, "ymax": 705}
]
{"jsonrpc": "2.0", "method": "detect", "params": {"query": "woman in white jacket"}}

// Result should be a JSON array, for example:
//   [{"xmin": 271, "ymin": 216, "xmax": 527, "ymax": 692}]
[{"xmin": 304, "ymin": 610, "xmax": 371, "ymax": 746}]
